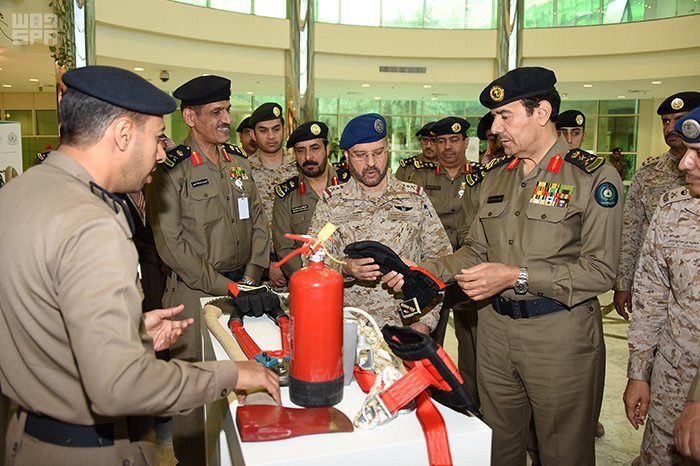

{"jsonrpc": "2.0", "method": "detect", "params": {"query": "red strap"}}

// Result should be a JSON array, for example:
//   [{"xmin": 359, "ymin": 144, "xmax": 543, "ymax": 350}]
[
  {"xmin": 409, "ymin": 266, "xmax": 447, "ymax": 290},
  {"xmin": 229, "ymin": 321, "xmax": 262, "ymax": 359},
  {"xmin": 354, "ymin": 366, "xmax": 376, "ymax": 393},
  {"xmin": 277, "ymin": 316, "xmax": 291, "ymax": 357},
  {"xmin": 416, "ymin": 392, "xmax": 453, "ymax": 466},
  {"xmin": 378, "ymin": 365, "xmax": 432, "ymax": 414}
]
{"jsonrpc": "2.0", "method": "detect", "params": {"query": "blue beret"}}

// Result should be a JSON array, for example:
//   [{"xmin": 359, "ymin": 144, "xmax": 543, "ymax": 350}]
[
  {"xmin": 556, "ymin": 109, "xmax": 586, "ymax": 129},
  {"xmin": 339, "ymin": 113, "xmax": 386, "ymax": 150},
  {"xmin": 430, "ymin": 116, "xmax": 470, "ymax": 137},
  {"xmin": 480, "ymin": 67, "xmax": 557, "ymax": 109},
  {"xmin": 250, "ymin": 102, "xmax": 285, "ymax": 128},
  {"xmin": 477, "ymin": 112, "xmax": 494, "ymax": 141},
  {"xmin": 286, "ymin": 121, "xmax": 329, "ymax": 149},
  {"xmin": 675, "ymin": 106, "xmax": 700, "ymax": 143},
  {"xmin": 62, "ymin": 65, "xmax": 176, "ymax": 115},
  {"xmin": 173, "ymin": 75, "xmax": 231, "ymax": 107}
]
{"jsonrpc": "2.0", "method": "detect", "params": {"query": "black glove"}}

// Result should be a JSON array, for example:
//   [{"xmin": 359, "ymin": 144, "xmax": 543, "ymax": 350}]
[
  {"xmin": 228, "ymin": 284, "xmax": 285, "ymax": 320},
  {"xmin": 344, "ymin": 241, "xmax": 444, "ymax": 312}
]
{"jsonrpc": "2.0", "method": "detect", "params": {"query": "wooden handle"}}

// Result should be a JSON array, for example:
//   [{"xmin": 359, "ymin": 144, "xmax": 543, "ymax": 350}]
[{"xmin": 202, "ymin": 304, "xmax": 248, "ymax": 361}]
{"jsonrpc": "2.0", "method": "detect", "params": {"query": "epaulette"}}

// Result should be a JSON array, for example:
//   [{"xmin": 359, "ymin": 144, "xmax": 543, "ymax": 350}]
[
  {"xmin": 163, "ymin": 145, "xmax": 192, "ymax": 169},
  {"xmin": 36, "ymin": 150, "xmax": 50, "ymax": 162},
  {"xmin": 332, "ymin": 159, "xmax": 347, "ymax": 170},
  {"xmin": 400, "ymin": 181, "xmax": 424, "ymax": 196},
  {"xmin": 464, "ymin": 170, "xmax": 486, "ymax": 187},
  {"xmin": 660, "ymin": 186, "xmax": 692, "ymax": 206},
  {"xmin": 336, "ymin": 167, "xmax": 351, "ymax": 183},
  {"xmin": 564, "ymin": 149, "xmax": 605, "ymax": 174},
  {"xmin": 414, "ymin": 159, "xmax": 438, "ymax": 170},
  {"xmin": 274, "ymin": 175, "xmax": 299, "ymax": 199},
  {"xmin": 483, "ymin": 154, "xmax": 514, "ymax": 172},
  {"xmin": 322, "ymin": 184, "xmax": 345, "ymax": 200},
  {"xmin": 399, "ymin": 155, "xmax": 418, "ymax": 168},
  {"xmin": 223, "ymin": 143, "xmax": 246, "ymax": 159},
  {"xmin": 640, "ymin": 155, "xmax": 659, "ymax": 168}
]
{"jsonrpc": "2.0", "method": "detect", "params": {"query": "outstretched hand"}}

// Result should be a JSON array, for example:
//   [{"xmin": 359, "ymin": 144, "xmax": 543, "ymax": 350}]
[{"xmin": 143, "ymin": 305, "xmax": 193, "ymax": 352}]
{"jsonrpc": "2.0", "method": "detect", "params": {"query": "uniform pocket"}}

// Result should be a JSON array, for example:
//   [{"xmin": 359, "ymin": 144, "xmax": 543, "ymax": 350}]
[
  {"xmin": 189, "ymin": 186, "xmax": 221, "ymax": 225},
  {"xmin": 477, "ymin": 201, "xmax": 508, "ymax": 240},
  {"xmin": 525, "ymin": 205, "xmax": 569, "ymax": 253}
]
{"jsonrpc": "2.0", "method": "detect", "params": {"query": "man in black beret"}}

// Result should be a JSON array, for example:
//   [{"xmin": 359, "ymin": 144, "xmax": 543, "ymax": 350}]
[
  {"xmin": 477, "ymin": 112, "xmax": 505, "ymax": 164},
  {"xmin": 271, "ymin": 121, "xmax": 350, "ymax": 277},
  {"xmin": 556, "ymin": 109, "xmax": 587, "ymax": 151},
  {"xmin": 612, "ymin": 90, "xmax": 700, "ymax": 321},
  {"xmin": 247, "ymin": 102, "xmax": 298, "ymax": 289},
  {"xmin": 0, "ymin": 66, "xmax": 279, "ymax": 466},
  {"xmin": 395, "ymin": 121, "xmax": 437, "ymax": 182},
  {"xmin": 148, "ymin": 75, "xmax": 272, "ymax": 466},
  {"xmin": 236, "ymin": 116, "xmax": 258, "ymax": 156},
  {"xmin": 384, "ymin": 66, "xmax": 623, "ymax": 465}
]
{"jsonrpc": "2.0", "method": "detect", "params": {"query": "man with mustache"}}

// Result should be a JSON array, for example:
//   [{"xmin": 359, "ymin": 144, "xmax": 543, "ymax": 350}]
[
  {"xmin": 235, "ymin": 116, "xmax": 258, "ymax": 156},
  {"xmin": 307, "ymin": 113, "xmax": 451, "ymax": 333},
  {"xmin": 272, "ymin": 121, "xmax": 350, "ymax": 277},
  {"xmin": 148, "ymin": 75, "xmax": 270, "ymax": 466},
  {"xmin": 247, "ymin": 102, "xmax": 299, "ymax": 288},
  {"xmin": 613, "ymin": 91, "xmax": 700, "ymax": 320},
  {"xmin": 395, "ymin": 121, "xmax": 437, "ymax": 182}
]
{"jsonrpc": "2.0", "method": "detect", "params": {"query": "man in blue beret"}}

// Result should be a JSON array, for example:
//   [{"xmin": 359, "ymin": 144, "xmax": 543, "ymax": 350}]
[
  {"xmin": 0, "ymin": 66, "xmax": 279, "ymax": 466},
  {"xmin": 307, "ymin": 113, "xmax": 452, "ymax": 333},
  {"xmin": 624, "ymin": 106, "xmax": 700, "ymax": 465},
  {"xmin": 395, "ymin": 121, "xmax": 437, "ymax": 182},
  {"xmin": 148, "ymin": 74, "xmax": 272, "ymax": 465},
  {"xmin": 236, "ymin": 116, "xmax": 258, "ymax": 156},
  {"xmin": 384, "ymin": 66, "xmax": 623, "ymax": 465},
  {"xmin": 613, "ymin": 91, "xmax": 700, "ymax": 320}
]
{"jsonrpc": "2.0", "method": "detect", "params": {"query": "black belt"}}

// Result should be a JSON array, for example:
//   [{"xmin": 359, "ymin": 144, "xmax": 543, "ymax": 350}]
[
  {"xmin": 22, "ymin": 410, "xmax": 153, "ymax": 448},
  {"xmin": 490, "ymin": 296, "xmax": 567, "ymax": 319},
  {"xmin": 176, "ymin": 267, "xmax": 245, "ymax": 284}
]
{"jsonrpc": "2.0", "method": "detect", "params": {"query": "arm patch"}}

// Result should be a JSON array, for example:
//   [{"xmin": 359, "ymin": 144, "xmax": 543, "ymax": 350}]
[{"xmin": 336, "ymin": 168, "xmax": 351, "ymax": 183}]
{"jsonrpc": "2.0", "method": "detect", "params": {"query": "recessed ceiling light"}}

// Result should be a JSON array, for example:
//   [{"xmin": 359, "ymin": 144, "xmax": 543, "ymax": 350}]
[
  {"xmin": 423, "ymin": 84, "xmax": 432, "ymax": 89},
  {"xmin": 583, "ymin": 84, "xmax": 593, "ymax": 88},
  {"xmin": 617, "ymin": 95, "xmax": 626, "ymax": 99},
  {"xmin": 0, "ymin": 67, "xmax": 3, "ymax": 71},
  {"xmin": 651, "ymin": 81, "xmax": 662, "ymax": 85},
  {"xmin": 2, "ymin": 84, "xmax": 12, "ymax": 88},
  {"xmin": 361, "ymin": 83, "xmax": 371, "ymax": 87},
  {"xmin": 29, "ymin": 78, "xmax": 40, "ymax": 82},
  {"xmin": 374, "ymin": 96, "xmax": 381, "ymax": 100},
  {"xmin": 133, "ymin": 67, "xmax": 144, "ymax": 72},
  {"xmin": 246, "ymin": 91, "xmax": 254, "ymax": 95}
]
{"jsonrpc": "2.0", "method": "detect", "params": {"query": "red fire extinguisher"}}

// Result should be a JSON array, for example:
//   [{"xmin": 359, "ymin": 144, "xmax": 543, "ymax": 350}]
[{"xmin": 276, "ymin": 224, "xmax": 344, "ymax": 407}]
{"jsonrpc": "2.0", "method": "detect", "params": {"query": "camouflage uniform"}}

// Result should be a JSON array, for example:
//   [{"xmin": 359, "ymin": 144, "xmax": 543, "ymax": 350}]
[
  {"xmin": 395, "ymin": 154, "xmax": 430, "ymax": 183},
  {"xmin": 307, "ymin": 174, "xmax": 452, "ymax": 331},
  {"xmin": 628, "ymin": 186, "xmax": 700, "ymax": 466},
  {"xmin": 615, "ymin": 152, "xmax": 685, "ymax": 292}
]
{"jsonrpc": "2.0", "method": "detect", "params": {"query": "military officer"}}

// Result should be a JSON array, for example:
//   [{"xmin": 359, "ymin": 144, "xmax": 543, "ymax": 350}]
[
  {"xmin": 235, "ymin": 115, "xmax": 258, "ymax": 156},
  {"xmin": 148, "ymin": 75, "xmax": 270, "ymax": 466},
  {"xmin": 613, "ymin": 91, "xmax": 700, "ymax": 320},
  {"xmin": 623, "ymin": 107, "xmax": 700, "ymax": 466},
  {"xmin": 556, "ymin": 109, "xmax": 588, "ymax": 151},
  {"xmin": 0, "ymin": 66, "xmax": 279, "ymax": 466},
  {"xmin": 384, "ymin": 67, "xmax": 623, "ymax": 465},
  {"xmin": 307, "ymin": 113, "xmax": 452, "ymax": 334},
  {"xmin": 247, "ymin": 102, "xmax": 299, "ymax": 288},
  {"xmin": 477, "ymin": 111, "xmax": 505, "ymax": 164},
  {"xmin": 395, "ymin": 121, "xmax": 437, "ymax": 182},
  {"xmin": 272, "ymin": 121, "xmax": 350, "ymax": 278}
]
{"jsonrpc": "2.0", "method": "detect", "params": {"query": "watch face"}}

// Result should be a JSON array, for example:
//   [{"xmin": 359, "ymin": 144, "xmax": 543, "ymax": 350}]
[{"xmin": 514, "ymin": 281, "xmax": 528, "ymax": 295}]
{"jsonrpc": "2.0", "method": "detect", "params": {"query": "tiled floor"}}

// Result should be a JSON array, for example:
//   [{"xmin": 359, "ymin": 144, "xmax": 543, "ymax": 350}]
[{"xmin": 157, "ymin": 292, "xmax": 644, "ymax": 465}]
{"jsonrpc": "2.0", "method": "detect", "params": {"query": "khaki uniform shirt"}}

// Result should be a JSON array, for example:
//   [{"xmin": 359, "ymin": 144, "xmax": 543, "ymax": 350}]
[
  {"xmin": 395, "ymin": 153, "xmax": 430, "ymax": 183},
  {"xmin": 271, "ymin": 166, "xmax": 349, "ymax": 277},
  {"xmin": 307, "ymin": 175, "xmax": 452, "ymax": 330},
  {"xmin": 0, "ymin": 152, "xmax": 237, "ymax": 424},
  {"xmin": 627, "ymin": 187, "xmax": 699, "ymax": 382},
  {"xmin": 422, "ymin": 137, "xmax": 624, "ymax": 306},
  {"xmin": 615, "ymin": 152, "xmax": 685, "ymax": 291},
  {"xmin": 148, "ymin": 135, "xmax": 269, "ymax": 294}
]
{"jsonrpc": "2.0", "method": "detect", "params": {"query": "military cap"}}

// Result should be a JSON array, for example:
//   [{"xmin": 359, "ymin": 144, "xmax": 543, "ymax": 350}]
[
  {"xmin": 556, "ymin": 109, "xmax": 586, "ymax": 129},
  {"xmin": 415, "ymin": 121, "xmax": 435, "ymax": 138},
  {"xmin": 339, "ymin": 113, "xmax": 386, "ymax": 150},
  {"xmin": 250, "ymin": 102, "xmax": 285, "ymax": 128},
  {"xmin": 656, "ymin": 91, "xmax": 700, "ymax": 115},
  {"xmin": 480, "ymin": 66, "xmax": 557, "ymax": 109},
  {"xmin": 173, "ymin": 75, "xmax": 231, "ymax": 107},
  {"xmin": 286, "ymin": 121, "xmax": 329, "ymax": 149},
  {"xmin": 611, "ymin": 147, "xmax": 623, "ymax": 153},
  {"xmin": 236, "ymin": 116, "xmax": 252, "ymax": 133},
  {"xmin": 675, "ymin": 106, "xmax": 700, "ymax": 143},
  {"xmin": 62, "ymin": 65, "xmax": 176, "ymax": 115},
  {"xmin": 430, "ymin": 116, "xmax": 470, "ymax": 137},
  {"xmin": 477, "ymin": 112, "xmax": 495, "ymax": 141}
]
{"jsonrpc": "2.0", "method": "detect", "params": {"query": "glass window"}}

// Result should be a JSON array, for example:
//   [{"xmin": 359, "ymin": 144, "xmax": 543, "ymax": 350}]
[
  {"xmin": 422, "ymin": 99, "xmax": 466, "ymax": 117},
  {"xmin": 596, "ymin": 116, "xmax": 638, "ymax": 153},
  {"xmin": 254, "ymin": 95, "xmax": 285, "ymax": 109},
  {"xmin": 22, "ymin": 136, "xmax": 60, "ymax": 170},
  {"xmin": 317, "ymin": 97, "xmax": 338, "ymax": 114},
  {"xmin": 210, "ymin": 0, "xmax": 251, "ymax": 13},
  {"xmin": 340, "ymin": 0, "xmax": 380, "ymax": 26},
  {"xmin": 424, "ymin": 0, "xmax": 466, "ymax": 29},
  {"xmin": 465, "ymin": 0, "xmax": 495, "ymax": 28},
  {"xmin": 254, "ymin": 0, "xmax": 286, "ymax": 18},
  {"xmin": 523, "ymin": 0, "xmax": 554, "ymax": 28},
  {"xmin": 170, "ymin": 111, "xmax": 191, "ymax": 143},
  {"xmin": 5, "ymin": 110, "xmax": 33, "ymax": 136},
  {"xmin": 232, "ymin": 94, "xmax": 253, "ymax": 111},
  {"xmin": 316, "ymin": 0, "xmax": 340, "ymax": 23},
  {"xmin": 559, "ymin": 100, "xmax": 598, "ymax": 117},
  {"xmin": 35, "ymin": 110, "xmax": 58, "ymax": 135},
  {"xmin": 382, "ymin": 0, "xmax": 425, "ymax": 28},
  {"xmin": 599, "ymin": 99, "xmax": 638, "ymax": 115}
]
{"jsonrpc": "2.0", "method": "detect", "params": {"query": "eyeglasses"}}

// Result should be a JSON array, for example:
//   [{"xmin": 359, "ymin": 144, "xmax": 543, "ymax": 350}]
[{"xmin": 347, "ymin": 146, "xmax": 388, "ymax": 162}]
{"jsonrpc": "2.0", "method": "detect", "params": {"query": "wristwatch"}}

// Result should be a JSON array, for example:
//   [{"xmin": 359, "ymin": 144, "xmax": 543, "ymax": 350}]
[{"xmin": 513, "ymin": 267, "xmax": 529, "ymax": 295}]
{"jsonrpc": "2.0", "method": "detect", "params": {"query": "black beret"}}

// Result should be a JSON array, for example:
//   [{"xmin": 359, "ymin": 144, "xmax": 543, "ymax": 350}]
[
  {"xmin": 415, "ymin": 121, "xmax": 435, "ymax": 138},
  {"xmin": 656, "ymin": 91, "xmax": 700, "ymax": 115},
  {"xmin": 250, "ymin": 102, "xmax": 285, "ymax": 128},
  {"xmin": 62, "ymin": 65, "xmax": 176, "ymax": 115},
  {"xmin": 556, "ymin": 109, "xmax": 586, "ymax": 129},
  {"xmin": 477, "ymin": 112, "xmax": 494, "ymax": 140},
  {"xmin": 480, "ymin": 67, "xmax": 557, "ymax": 109},
  {"xmin": 236, "ymin": 116, "xmax": 252, "ymax": 132},
  {"xmin": 286, "ymin": 121, "xmax": 329, "ymax": 149},
  {"xmin": 430, "ymin": 116, "xmax": 470, "ymax": 137},
  {"xmin": 173, "ymin": 75, "xmax": 231, "ymax": 107}
]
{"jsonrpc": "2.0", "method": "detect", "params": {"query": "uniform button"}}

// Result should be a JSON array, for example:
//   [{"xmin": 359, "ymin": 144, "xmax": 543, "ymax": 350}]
[
  {"xmin": 508, "ymin": 240, "xmax": 514, "ymax": 245},
  {"xmin": 487, "ymin": 212, "xmax": 493, "ymax": 217},
  {"xmin": 537, "ymin": 292, "xmax": 543, "ymax": 297},
  {"xmin": 204, "ymin": 193, "xmax": 209, "ymax": 198},
  {"xmin": 514, "ymin": 211, "xmax": 520, "ymax": 216},
  {"xmin": 521, "ymin": 182, "xmax": 527, "ymax": 188},
  {"xmin": 123, "ymin": 460, "xmax": 131, "ymax": 466},
  {"xmin": 11, "ymin": 442, "xmax": 18, "ymax": 453},
  {"xmin": 231, "ymin": 219, "xmax": 235, "ymax": 223},
  {"xmin": 221, "ymin": 174, "xmax": 224, "ymax": 179},
  {"xmin": 226, "ymin": 196, "xmax": 230, "ymax": 201},
  {"xmin": 221, "ymin": 389, "xmax": 228, "ymax": 397},
  {"xmin": 540, "ymin": 214, "xmax": 547, "ymax": 219}
]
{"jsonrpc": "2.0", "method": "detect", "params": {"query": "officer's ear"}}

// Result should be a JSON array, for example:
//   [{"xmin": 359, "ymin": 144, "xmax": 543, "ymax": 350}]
[
  {"xmin": 182, "ymin": 107, "xmax": 198, "ymax": 128},
  {"xmin": 534, "ymin": 100, "xmax": 553, "ymax": 127},
  {"xmin": 112, "ymin": 115, "xmax": 133, "ymax": 152}
]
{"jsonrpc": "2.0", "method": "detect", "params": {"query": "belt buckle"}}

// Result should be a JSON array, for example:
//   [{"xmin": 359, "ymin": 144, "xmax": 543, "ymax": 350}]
[{"xmin": 355, "ymin": 393, "xmax": 396, "ymax": 430}]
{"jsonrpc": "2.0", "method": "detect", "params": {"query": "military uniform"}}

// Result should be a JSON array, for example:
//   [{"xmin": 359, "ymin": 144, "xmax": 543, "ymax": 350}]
[
  {"xmin": 423, "ymin": 136, "xmax": 623, "ymax": 465},
  {"xmin": 272, "ymin": 166, "xmax": 350, "ymax": 277},
  {"xmin": 248, "ymin": 151, "xmax": 299, "ymax": 232},
  {"xmin": 395, "ymin": 153, "xmax": 429, "ymax": 183},
  {"xmin": 627, "ymin": 187, "xmax": 699, "ymax": 465},
  {"xmin": 614, "ymin": 152, "xmax": 685, "ymax": 292},
  {"xmin": 0, "ymin": 151, "xmax": 239, "ymax": 465},
  {"xmin": 307, "ymin": 175, "xmax": 452, "ymax": 330}
]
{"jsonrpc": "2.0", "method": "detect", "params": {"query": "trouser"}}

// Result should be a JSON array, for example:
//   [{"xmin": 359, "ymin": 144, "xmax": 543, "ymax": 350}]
[
  {"xmin": 633, "ymin": 343, "xmax": 698, "ymax": 466},
  {"xmin": 477, "ymin": 299, "xmax": 604, "ymax": 466},
  {"xmin": 0, "ymin": 390, "xmax": 9, "ymax": 465},
  {"xmin": 4, "ymin": 410, "xmax": 157, "ymax": 466}
]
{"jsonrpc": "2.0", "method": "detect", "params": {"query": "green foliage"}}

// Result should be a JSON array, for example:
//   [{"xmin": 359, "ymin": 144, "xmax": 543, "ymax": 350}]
[{"xmin": 48, "ymin": 0, "xmax": 75, "ymax": 68}]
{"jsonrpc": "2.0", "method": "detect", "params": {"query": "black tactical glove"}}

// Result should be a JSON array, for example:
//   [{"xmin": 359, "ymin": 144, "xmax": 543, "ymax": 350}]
[{"xmin": 228, "ymin": 283, "xmax": 285, "ymax": 320}]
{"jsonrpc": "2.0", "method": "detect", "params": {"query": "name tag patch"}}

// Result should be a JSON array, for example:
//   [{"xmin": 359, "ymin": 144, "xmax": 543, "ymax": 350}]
[
  {"xmin": 190, "ymin": 178, "xmax": 209, "ymax": 188},
  {"xmin": 487, "ymin": 195, "xmax": 504, "ymax": 204},
  {"xmin": 530, "ymin": 181, "xmax": 574, "ymax": 208},
  {"xmin": 291, "ymin": 204, "xmax": 309, "ymax": 214},
  {"xmin": 425, "ymin": 185, "xmax": 441, "ymax": 191}
]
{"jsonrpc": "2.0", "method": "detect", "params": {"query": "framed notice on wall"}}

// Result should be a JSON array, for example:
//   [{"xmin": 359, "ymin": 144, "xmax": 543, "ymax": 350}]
[{"xmin": 0, "ymin": 121, "xmax": 23, "ymax": 177}]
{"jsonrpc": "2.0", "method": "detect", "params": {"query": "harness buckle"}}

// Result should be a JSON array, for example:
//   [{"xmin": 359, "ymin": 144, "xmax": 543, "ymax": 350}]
[{"xmin": 355, "ymin": 393, "xmax": 396, "ymax": 429}]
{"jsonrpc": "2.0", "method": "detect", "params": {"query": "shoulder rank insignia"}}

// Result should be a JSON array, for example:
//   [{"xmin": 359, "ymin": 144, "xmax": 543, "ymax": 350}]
[
  {"xmin": 640, "ymin": 155, "xmax": 660, "ymax": 169},
  {"xmin": 332, "ymin": 159, "xmax": 347, "ymax": 170},
  {"xmin": 36, "ymin": 150, "xmax": 50, "ymax": 162},
  {"xmin": 275, "ymin": 176, "xmax": 300, "ymax": 199},
  {"xmin": 335, "ymin": 167, "xmax": 351, "ymax": 183},
  {"xmin": 400, "ymin": 181, "xmax": 424, "ymax": 196},
  {"xmin": 399, "ymin": 155, "xmax": 418, "ymax": 168},
  {"xmin": 484, "ymin": 154, "xmax": 514, "ymax": 172},
  {"xmin": 223, "ymin": 143, "xmax": 246, "ymax": 159},
  {"xmin": 163, "ymin": 145, "xmax": 192, "ymax": 169},
  {"xmin": 414, "ymin": 159, "xmax": 438, "ymax": 170},
  {"xmin": 660, "ymin": 186, "xmax": 692, "ymax": 206},
  {"xmin": 564, "ymin": 149, "xmax": 605, "ymax": 174},
  {"xmin": 464, "ymin": 171, "xmax": 485, "ymax": 187}
]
